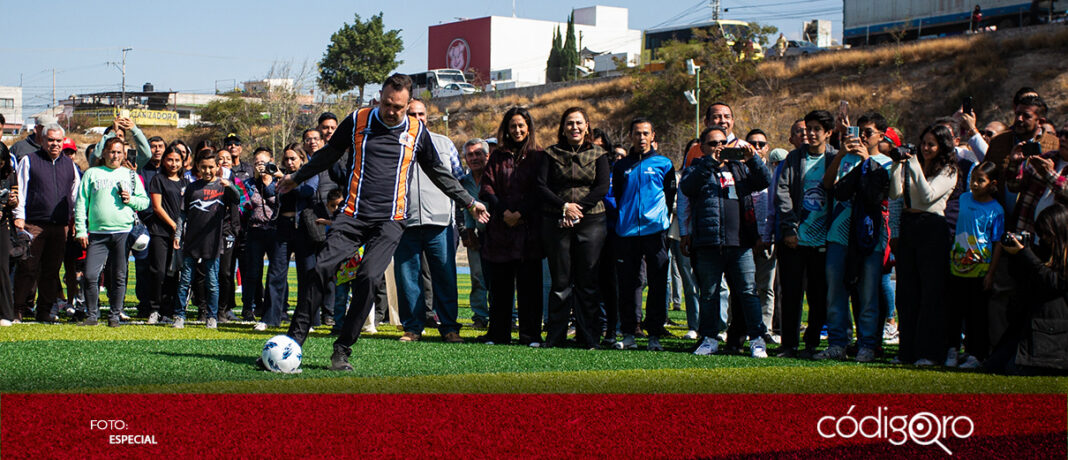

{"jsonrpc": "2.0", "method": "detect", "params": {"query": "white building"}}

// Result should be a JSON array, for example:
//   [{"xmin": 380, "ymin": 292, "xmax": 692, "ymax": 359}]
[
  {"xmin": 0, "ymin": 86, "xmax": 23, "ymax": 133},
  {"xmin": 428, "ymin": 5, "xmax": 642, "ymax": 88}
]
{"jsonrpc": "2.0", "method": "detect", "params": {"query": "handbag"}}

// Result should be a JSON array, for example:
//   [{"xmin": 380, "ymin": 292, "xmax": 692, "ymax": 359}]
[
  {"xmin": 299, "ymin": 206, "xmax": 327, "ymax": 245},
  {"xmin": 126, "ymin": 169, "xmax": 150, "ymax": 257}
]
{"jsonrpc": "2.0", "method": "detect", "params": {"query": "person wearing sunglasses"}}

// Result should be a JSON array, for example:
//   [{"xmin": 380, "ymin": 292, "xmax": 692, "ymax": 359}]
[
  {"xmin": 680, "ymin": 125, "xmax": 771, "ymax": 358},
  {"xmin": 744, "ymin": 128, "xmax": 779, "ymax": 348}
]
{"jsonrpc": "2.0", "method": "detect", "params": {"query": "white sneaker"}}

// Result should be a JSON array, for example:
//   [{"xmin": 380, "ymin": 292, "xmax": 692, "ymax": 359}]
[
  {"xmin": 883, "ymin": 321, "xmax": 898, "ymax": 339},
  {"xmin": 814, "ymin": 345, "xmax": 847, "ymax": 360},
  {"xmin": 147, "ymin": 312, "xmax": 160, "ymax": 325},
  {"xmin": 683, "ymin": 330, "xmax": 699, "ymax": 340},
  {"xmin": 647, "ymin": 337, "xmax": 664, "ymax": 351},
  {"xmin": 621, "ymin": 334, "xmax": 637, "ymax": 350},
  {"xmin": 361, "ymin": 325, "xmax": 378, "ymax": 334},
  {"xmin": 959, "ymin": 355, "xmax": 982, "ymax": 369},
  {"xmin": 308, "ymin": 327, "xmax": 315, "ymax": 333},
  {"xmin": 716, "ymin": 331, "xmax": 727, "ymax": 342},
  {"xmin": 750, "ymin": 336, "xmax": 768, "ymax": 358},
  {"xmin": 694, "ymin": 336, "xmax": 719, "ymax": 355},
  {"xmin": 119, "ymin": 312, "xmax": 132, "ymax": 321},
  {"xmin": 0, "ymin": 319, "xmax": 12, "ymax": 327},
  {"xmin": 253, "ymin": 322, "xmax": 267, "ymax": 331},
  {"xmin": 944, "ymin": 348, "xmax": 959, "ymax": 367},
  {"xmin": 173, "ymin": 317, "xmax": 185, "ymax": 329},
  {"xmin": 206, "ymin": 318, "xmax": 217, "ymax": 329}
]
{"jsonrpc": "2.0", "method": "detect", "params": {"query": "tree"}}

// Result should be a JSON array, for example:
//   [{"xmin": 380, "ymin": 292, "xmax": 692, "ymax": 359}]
[
  {"xmin": 318, "ymin": 13, "xmax": 403, "ymax": 105},
  {"xmin": 261, "ymin": 60, "xmax": 314, "ymax": 154},
  {"xmin": 560, "ymin": 12, "xmax": 580, "ymax": 81},
  {"xmin": 198, "ymin": 94, "xmax": 266, "ymax": 148},
  {"xmin": 546, "ymin": 26, "xmax": 562, "ymax": 82}
]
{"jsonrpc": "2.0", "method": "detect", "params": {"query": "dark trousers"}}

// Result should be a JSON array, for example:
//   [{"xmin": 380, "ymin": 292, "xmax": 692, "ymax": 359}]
[
  {"xmin": 133, "ymin": 256, "xmax": 150, "ymax": 316},
  {"xmin": 542, "ymin": 213, "xmax": 605, "ymax": 348},
  {"xmin": 617, "ymin": 231, "xmax": 670, "ymax": 337},
  {"xmin": 598, "ymin": 232, "xmax": 620, "ymax": 338},
  {"xmin": 947, "ymin": 275, "xmax": 991, "ymax": 359},
  {"xmin": 287, "ymin": 214, "xmax": 405, "ymax": 350},
  {"xmin": 280, "ymin": 216, "xmax": 318, "ymax": 322},
  {"xmin": 14, "ymin": 222, "xmax": 67, "ymax": 319},
  {"xmin": 84, "ymin": 233, "xmax": 129, "ymax": 322},
  {"xmin": 897, "ymin": 212, "xmax": 950, "ymax": 363},
  {"xmin": 0, "ymin": 220, "xmax": 12, "ymax": 321},
  {"xmin": 778, "ymin": 244, "xmax": 828, "ymax": 351},
  {"xmin": 63, "ymin": 239, "xmax": 84, "ymax": 310},
  {"xmin": 218, "ymin": 238, "xmax": 237, "ymax": 316},
  {"xmin": 243, "ymin": 228, "xmax": 288, "ymax": 326},
  {"xmin": 484, "ymin": 258, "xmax": 544, "ymax": 344},
  {"xmin": 146, "ymin": 234, "xmax": 179, "ymax": 317}
]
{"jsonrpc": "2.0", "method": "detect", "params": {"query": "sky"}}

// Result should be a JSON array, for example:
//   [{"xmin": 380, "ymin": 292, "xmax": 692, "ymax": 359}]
[{"xmin": 2, "ymin": 0, "xmax": 842, "ymax": 119}]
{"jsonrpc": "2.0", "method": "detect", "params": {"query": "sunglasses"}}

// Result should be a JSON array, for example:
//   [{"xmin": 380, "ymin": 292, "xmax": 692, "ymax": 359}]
[
  {"xmin": 705, "ymin": 140, "xmax": 729, "ymax": 147},
  {"xmin": 981, "ymin": 130, "xmax": 996, "ymax": 138},
  {"xmin": 861, "ymin": 128, "xmax": 879, "ymax": 138},
  {"xmin": 749, "ymin": 141, "xmax": 767, "ymax": 148}
]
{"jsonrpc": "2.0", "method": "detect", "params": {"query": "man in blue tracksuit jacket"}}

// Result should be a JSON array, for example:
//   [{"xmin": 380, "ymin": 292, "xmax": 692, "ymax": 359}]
[{"xmin": 612, "ymin": 118, "xmax": 676, "ymax": 351}]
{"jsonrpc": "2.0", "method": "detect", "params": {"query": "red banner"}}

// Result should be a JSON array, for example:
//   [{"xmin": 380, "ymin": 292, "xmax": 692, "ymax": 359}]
[{"xmin": 2, "ymin": 394, "xmax": 1063, "ymax": 458}]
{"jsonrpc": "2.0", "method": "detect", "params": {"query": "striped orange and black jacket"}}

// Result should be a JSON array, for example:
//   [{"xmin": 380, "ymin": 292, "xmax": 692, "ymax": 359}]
[{"xmin": 293, "ymin": 107, "xmax": 473, "ymax": 221}]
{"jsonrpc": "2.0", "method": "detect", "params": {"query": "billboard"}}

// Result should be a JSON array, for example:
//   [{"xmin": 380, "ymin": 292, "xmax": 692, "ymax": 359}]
[{"xmin": 76, "ymin": 108, "xmax": 179, "ymax": 127}]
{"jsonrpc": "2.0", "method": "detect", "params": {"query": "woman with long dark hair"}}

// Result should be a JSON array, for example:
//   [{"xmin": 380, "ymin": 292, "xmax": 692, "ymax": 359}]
[
  {"xmin": 536, "ymin": 107, "xmax": 610, "ymax": 348},
  {"xmin": 277, "ymin": 143, "xmax": 318, "ymax": 323},
  {"xmin": 144, "ymin": 145, "xmax": 188, "ymax": 324},
  {"xmin": 478, "ymin": 107, "xmax": 545, "ymax": 346},
  {"xmin": 890, "ymin": 124, "xmax": 959, "ymax": 365}
]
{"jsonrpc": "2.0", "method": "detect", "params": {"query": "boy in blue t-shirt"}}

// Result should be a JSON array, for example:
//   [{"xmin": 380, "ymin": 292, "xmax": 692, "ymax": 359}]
[{"xmin": 947, "ymin": 162, "xmax": 1003, "ymax": 368}]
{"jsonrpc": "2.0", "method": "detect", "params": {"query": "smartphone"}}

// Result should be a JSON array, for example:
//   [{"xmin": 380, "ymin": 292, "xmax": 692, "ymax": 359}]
[
  {"xmin": 962, "ymin": 96, "xmax": 974, "ymax": 114},
  {"xmin": 120, "ymin": 109, "xmax": 131, "ymax": 119},
  {"xmin": 838, "ymin": 100, "xmax": 849, "ymax": 119},
  {"xmin": 846, "ymin": 126, "xmax": 860, "ymax": 137},
  {"xmin": 720, "ymin": 147, "xmax": 746, "ymax": 162}
]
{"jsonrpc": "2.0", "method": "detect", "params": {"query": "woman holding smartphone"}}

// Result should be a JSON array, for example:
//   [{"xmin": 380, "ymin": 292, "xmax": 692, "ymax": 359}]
[{"xmin": 536, "ymin": 107, "xmax": 610, "ymax": 348}]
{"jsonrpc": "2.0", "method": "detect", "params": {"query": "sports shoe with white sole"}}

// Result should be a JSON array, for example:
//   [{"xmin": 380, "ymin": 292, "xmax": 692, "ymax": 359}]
[
  {"xmin": 173, "ymin": 317, "xmax": 185, "ymax": 329},
  {"xmin": 647, "ymin": 337, "xmax": 664, "ymax": 351},
  {"xmin": 0, "ymin": 319, "xmax": 12, "ymax": 327},
  {"xmin": 694, "ymin": 336, "xmax": 719, "ymax": 355},
  {"xmin": 959, "ymin": 355, "xmax": 982, "ymax": 369},
  {"xmin": 253, "ymin": 322, "xmax": 267, "ymax": 331},
  {"xmin": 683, "ymin": 330, "xmax": 699, "ymax": 340},
  {"xmin": 618, "ymin": 334, "xmax": 637, "ymax": 350},
  {"xmin": 529, "ymin": 342, "xmax": 541, "ymax": 348},
  {"xmin": 119, "ymin": 312, "xmax": 132, "ymax": 321},
  {"xmin": 206, "ymin": 318, "xmax": 217, "ymax": 329},
  {"xmin": 750, "ymin": 336, "xmax": 768, "ymax": 358},
  {"xmin": 147, "ymin": 312, "xmax": 160, "ymax": 325},
  {"xmin": 814, "ymin": 345, "xmax": 847, "ymax": 360},
  {"xmin": 944, "ymin": 348, "xmax": 959, "ymax": 367},
  {"xmin": 856, "ymin": 348, "xmax": 876, "ymax": 363}
]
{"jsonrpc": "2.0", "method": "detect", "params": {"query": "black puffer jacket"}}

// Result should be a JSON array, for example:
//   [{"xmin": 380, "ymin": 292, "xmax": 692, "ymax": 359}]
[{"xmin": 1011, "ymin": 246, "xmax": 1068, "ymax": 371}]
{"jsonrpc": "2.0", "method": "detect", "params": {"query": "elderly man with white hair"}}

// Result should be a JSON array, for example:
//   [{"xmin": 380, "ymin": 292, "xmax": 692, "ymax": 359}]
[
  {"xmin": 10, "ymin": 115, "xmax": 58, "ymax": 160},
  {"xmin": 13, "ymin": 122, "xmax": 81, "ymax": 323}
]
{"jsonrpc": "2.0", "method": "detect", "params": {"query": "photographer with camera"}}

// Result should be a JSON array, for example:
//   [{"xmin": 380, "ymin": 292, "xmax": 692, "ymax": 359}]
[
  {"xmin": 986, "ymin": 203, "xmax": 1068, "ymax": 375},
  {"xmin": 0, "ymin": 150, "xmax": 20, "ymax": 327},
  {"xmin": 1004, "ymin": 131, "xmax": 1068, "ymax": 235},
  {"xmin": 889, "ymin": 124, "xmax": 959, "ymax": 366},
  {"xmin": 243, "ymin": 147, "xmax": 287, "ymax": 331}
]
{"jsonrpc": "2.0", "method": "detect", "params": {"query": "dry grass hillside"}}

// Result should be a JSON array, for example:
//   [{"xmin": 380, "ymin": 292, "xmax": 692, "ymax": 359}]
[{"xmin": 429, "ymin": 25, "xmax": 1068, "ymax": 164}]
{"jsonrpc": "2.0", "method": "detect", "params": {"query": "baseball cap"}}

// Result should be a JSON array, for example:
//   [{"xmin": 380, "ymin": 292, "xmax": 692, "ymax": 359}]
[
  {"xmin": 61, "ymin": 138, "xmax": 77, "ymax": 152},
  {"xmin": 223, "ymin": 133, "xmax": 242, "ymax": 146},
  {"xmin": 768, "ymin": 148, "xmax": 789, "ymax": 163},
  {"xmin": 883, "ymin": 127, "xmax": 902, "ymax": 148}
]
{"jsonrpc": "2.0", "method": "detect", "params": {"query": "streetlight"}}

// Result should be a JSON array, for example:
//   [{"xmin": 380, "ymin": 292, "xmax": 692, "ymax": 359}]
[{"xmin": 685, "ymin": 59, "xmax": 700, "ymax": 139}]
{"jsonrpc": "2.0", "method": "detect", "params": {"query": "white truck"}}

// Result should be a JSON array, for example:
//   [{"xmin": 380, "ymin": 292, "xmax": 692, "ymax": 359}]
[{"xmin": 843, "ymin": 0, "xmax": 1065, "ymax": 47}]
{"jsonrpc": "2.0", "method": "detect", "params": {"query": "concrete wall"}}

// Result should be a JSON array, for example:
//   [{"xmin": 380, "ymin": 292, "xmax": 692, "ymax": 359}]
[{"xmin": 0, "ymin": 86, "xmax": 23, "ymax": 127}]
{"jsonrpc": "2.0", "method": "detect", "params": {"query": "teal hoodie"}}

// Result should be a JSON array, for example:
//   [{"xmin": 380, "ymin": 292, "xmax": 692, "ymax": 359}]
[{"xmin": 74, "ymin": 166, "xmax": 150, "ymax": 238}]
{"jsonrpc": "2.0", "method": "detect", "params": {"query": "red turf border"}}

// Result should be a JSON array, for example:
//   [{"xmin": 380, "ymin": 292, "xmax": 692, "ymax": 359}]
[{"xmin": 2, "ymin": 393, "xmax": 1064, "ymax": 458}]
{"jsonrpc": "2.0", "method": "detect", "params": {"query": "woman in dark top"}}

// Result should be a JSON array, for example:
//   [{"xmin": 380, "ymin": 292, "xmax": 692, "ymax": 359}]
[
  {"xmin": 0, "ymin": 150, "xmax": 19, "ymax": 326},
  {"xmin": 145, "ymin": 145, "xmax": 188, "ymax": 324},
  {"xmin": 478, "ymin": 107, "xmax": 545, "ymax": 346},
  {"xmin": 278, "ymin": 144, "xmax": 319, "ymax": 320},
  {"xmin": 537, "ymin": 107, "xmax": 610, "ymax": 348}
]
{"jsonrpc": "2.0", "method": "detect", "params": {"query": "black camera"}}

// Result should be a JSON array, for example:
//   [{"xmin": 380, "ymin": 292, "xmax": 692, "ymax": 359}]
[
  {"xmin": 887, "ymin": 143, "xmax": 915, "ymax": 162},
  {"xmin": 1003, "ymin": 231, "xmax": 1032, "ymax": 246},
  {"xmin": 0, "ymin": 188, "xmax": 10, "ymax": 205},
  {"xmin": 264, "ymin": 162, "xmax": 279, "ymax": 175},
  {"xmin": 1022, "ymin": 141, "xmax": 1042, "ymax": 157}
]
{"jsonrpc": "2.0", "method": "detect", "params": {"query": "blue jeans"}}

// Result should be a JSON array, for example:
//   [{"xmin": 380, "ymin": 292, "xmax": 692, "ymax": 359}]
[
  {"xmin": 825, "ymin": 243, "xmax": 882, "ymax": 350},
  {"xmin": 243, "ymin": 228, "xmax": 288, "ymax": 326},
  {"xmin": 667, "ymin": 238, "xmax": 698, "ymax": 330},
  {"xmin": 693, "ymin": 246, "xmax": 765, "ymax": 339},
  {"xmin": 394, "ymin": 225, "xmax": 460, "ymax": 335},
  {"xmin": 467, "ymin": 247, "xmax": 489, "ymax": 321},
  {"xmin": 177, "ymin": 256, "xmax": 220, "ymax": 320},
  {"xmin": 881, "ymin": 271, "xmax": 895, "ymax": 322}
]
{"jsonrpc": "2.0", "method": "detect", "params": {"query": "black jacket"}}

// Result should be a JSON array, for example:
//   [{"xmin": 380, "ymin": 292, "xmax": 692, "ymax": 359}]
[{"xmin": 1011, "ymin": 246, "xmax": 1068, "ymax": 371}]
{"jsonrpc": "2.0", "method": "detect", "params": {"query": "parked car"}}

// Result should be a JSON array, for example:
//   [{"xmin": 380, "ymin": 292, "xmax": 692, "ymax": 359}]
[
  {"xmin": 784, "ymin": 40, "xmax": 824, "ymax": 57},
  {"xmin": 433, "ymin": 82, "xmax": 479, "ymax": 97}
]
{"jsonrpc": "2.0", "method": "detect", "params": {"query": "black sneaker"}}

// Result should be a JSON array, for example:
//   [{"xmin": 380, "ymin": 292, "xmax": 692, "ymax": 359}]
[
  {"xmin": 798, "ymin": 348, "xmax": 817, "ymax": 360},
  {"xmin": 242, "ymin": 310, "xmax": 256, "ymax": 322},
  {"xmin": 330, "ymin": 344, "xmax": 353, "ymax": 371},
  {"xmin": 471, "ymin": 317, "xmax": 488, "ymax": 330},
  {"xmin": 77, "ymin": 318, "xmax": 99, "ymax": 326},
  {"xmin": 108, "ymin": 318, "xmax": 120, "ymax": 328},
  {"xmin": 71, "ymin": 310, "xmax": 87, "ymax": 323},
  {"xmin": 322, "ymin": 316, "xmax": 336, "ymax": 327}
]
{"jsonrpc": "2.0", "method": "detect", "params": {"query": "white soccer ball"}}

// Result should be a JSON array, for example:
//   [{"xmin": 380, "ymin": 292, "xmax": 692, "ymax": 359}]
[{"xmin": 261, "ymin": 335, "xmax": 302, "ymax": 373}]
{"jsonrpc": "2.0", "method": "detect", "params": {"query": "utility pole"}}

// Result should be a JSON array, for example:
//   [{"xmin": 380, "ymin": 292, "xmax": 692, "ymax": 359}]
[
  {"xmin": 710, "ymin": 0, "xmax": 721, "ymax": 20},
  {"xmin": 120, "ymin": 48, "xmax": 132, "ymax": 107},
  {"xmin": 52, "ymin": 68, "xmax": 56, "ymax": 109},
  {"xmin": 512, "ymin": 0, "xmax": 516, "ymax": 17}
]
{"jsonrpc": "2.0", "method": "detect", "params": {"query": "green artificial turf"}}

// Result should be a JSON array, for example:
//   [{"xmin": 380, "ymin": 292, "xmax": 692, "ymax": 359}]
[{"xmin": 2, "ymin": 266, "xmax": 1062, "ymax": 394}]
